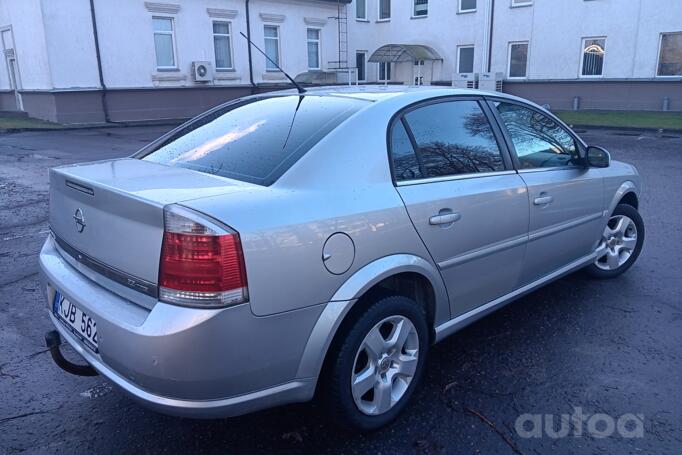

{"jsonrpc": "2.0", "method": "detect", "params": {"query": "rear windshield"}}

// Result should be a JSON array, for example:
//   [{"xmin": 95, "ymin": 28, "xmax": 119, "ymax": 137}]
[{"xmin": 141, "ymin": 95, "xmax": 366, "ymax": 186}]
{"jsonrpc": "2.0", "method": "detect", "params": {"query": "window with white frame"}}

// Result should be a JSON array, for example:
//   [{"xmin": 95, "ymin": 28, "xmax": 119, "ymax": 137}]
[
  {"xmin": 356, "ymin": 0, "xmax": 367, "ymax": 20},
  {"xmin": 378, "ymin": 61, "xmax": 391, "ymax": 81},
  {"xmin": 307, "ymin": 28, "xmax": 321, "ymax": 70},
  {"xmin": 414, "ymin": 0, "xmax": 428, "ymax": 17},
  {"xmin": 153, "ymin": 17, "xmax": 177, "ymax": 69},
  {"xmin": 580, "ymin": 37, "xmax": 606, "ymax": 77},
  {"xmin": 264, "ymin": 25, "xmax": 280, "ymax": 70},
  {"xmin": 511, "ymin": 0, "xmax": 533, "ymax": 7},
  {"xmin": 212, "ymin": 21, "xmax": 233, "ymax": 70},
  {"xmin": 459, "ymin": 0, "xmax": 476, "ymax": 13},
  {"xmin": 508, "ymin": 42, "xmax": 528, "ymax": 78},
  {"xmin": 379, "ymin": 0, "xmax": 391, "ymax": 20},
  {"xmin": 457, "ymin": 45, "xmax": 474, "ymax": 73},
  {"xmin": 657, "ymin": 32, "xmax": 682, "ymax": 76},
  {"xmin": 356, "ymin": 51, "xmax": 367, "ymax": 81}
]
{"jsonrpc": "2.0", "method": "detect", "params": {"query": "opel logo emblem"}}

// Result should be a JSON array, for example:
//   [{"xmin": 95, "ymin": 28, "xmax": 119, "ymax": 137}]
[{"xmin": 73, "ymin": 208, "xmax": 86, "ymax": 233}]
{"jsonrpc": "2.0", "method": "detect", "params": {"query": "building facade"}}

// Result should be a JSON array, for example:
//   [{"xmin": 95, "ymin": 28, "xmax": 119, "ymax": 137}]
[
  {"xmin": 0, "ymin": 0, "xmax": 680, "ymax": 124},
  {"xmin": 349, "ymin": 0, "xmax": 682, "ymax": 112},
  {"xmin": 0, "ymin": 0, "xmax": 350, "ymax": 123}
]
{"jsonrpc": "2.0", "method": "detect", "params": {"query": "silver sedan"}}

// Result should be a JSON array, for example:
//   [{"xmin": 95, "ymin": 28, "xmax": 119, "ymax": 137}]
[{"xmin": 40, "ymin": 86, "xmax": 644, "ymax": 430}]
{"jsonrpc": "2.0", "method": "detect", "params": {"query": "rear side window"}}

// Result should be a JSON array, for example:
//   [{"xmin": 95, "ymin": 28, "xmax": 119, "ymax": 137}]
[
  {"xmin": 391, "ymin": 121, "xmax": 423, "ymax": 181},
  {"xmin": 397, "ymin": 100, "xmax": 505, "ymax": 179},
  {"xmin": 142, "ymin": 95, "xmax": 366, "ymax": 186},
  {"xmin": 494, "ymin": 102, "xmax": 580, "ymax": 169}
]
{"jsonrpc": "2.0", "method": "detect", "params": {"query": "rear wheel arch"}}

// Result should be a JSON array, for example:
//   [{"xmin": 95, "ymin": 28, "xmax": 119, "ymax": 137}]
[
  {"xmin": 314, "ymin": 272, "xmax": 435, "ymax": 404},
  {"xmin": 295, "ymin": 255, "xmax": 448, "ymax": 382},
  {"xmin": 336, "ymin": 271, "xmax": 438, "ymax": 343}
]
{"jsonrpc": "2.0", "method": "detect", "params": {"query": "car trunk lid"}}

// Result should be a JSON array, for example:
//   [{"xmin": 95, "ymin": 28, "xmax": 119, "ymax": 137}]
[{"xmin": 49, "ymin": 158, "xmax": 255, "ymax": 288}]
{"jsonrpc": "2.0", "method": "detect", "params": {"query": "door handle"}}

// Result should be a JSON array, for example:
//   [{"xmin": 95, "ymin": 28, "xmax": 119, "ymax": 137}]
[
  {"xmin": 429, "ymin": 212, "xmax": 461, "ymax": 225},
  {"xmin": 533, "ymin": 195, "xmax": 554, "ymax": 205}
]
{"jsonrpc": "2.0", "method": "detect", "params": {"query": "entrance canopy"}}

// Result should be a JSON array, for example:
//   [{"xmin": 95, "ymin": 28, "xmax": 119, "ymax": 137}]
[{"xmin": 368, "ymin": 44, "xmax": 442, "ymax": 63}]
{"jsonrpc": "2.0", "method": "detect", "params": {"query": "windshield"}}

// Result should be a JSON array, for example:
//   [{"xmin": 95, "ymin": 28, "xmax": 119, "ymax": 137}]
[{"xmin": 141, "ymin": 95, "xmax": 366, "ymax": 186}]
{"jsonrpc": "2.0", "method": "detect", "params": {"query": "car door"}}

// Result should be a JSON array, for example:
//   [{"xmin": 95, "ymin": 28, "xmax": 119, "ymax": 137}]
[
  {"xmin": 489, "ymin": 100, "xmax": 605, "ymax": 285},
  {"xmin": 392, "ymin": 97, "xmax": 530, "ymax": 317}
]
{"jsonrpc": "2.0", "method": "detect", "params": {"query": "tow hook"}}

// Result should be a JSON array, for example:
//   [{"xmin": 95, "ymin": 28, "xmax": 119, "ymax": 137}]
[{"xmin": 45, "ymin": 330, "xmax": 99, "ymax": 376}]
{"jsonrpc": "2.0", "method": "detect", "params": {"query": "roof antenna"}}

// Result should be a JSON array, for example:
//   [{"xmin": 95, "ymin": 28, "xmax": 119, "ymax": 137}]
[{"xmin": 239, "ymin": 32, "xmax": 306, "ymax": 94}]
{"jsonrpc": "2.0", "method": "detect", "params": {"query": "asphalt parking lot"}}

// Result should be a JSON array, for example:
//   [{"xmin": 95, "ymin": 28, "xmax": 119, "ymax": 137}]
[{"xmin": 1, "ymin": 125, "xmax": 681, "ymax": 454}]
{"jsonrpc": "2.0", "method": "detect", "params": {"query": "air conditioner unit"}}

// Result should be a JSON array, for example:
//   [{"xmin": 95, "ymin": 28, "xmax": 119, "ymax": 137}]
[
  {"xmin": 478, "ymin": 72, "xmax": 504, "ymax": 92},
  {"xmin": 192, "ymin": 61, "xmax": 212, "ymax": 82},
  {"xmin": 452, "ymin": 73, "xmax": 479, "ymax": 89}
]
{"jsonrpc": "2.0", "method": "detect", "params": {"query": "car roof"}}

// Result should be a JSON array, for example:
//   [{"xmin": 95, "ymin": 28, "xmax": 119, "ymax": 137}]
[{"xmin": 266, "ymin": 84, "xmax": 519, "ymax": 103}]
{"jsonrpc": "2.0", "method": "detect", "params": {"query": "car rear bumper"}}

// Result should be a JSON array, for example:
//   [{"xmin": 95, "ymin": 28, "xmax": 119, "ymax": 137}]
[{"xmin": 39, "ymin": 235, "xmax": 323, "ymax": 418}]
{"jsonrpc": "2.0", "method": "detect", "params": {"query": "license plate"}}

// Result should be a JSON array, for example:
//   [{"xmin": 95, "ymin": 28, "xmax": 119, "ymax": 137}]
[{"xmin": 53, "ymin": 291, "xmax": 99, "ymax": 353}]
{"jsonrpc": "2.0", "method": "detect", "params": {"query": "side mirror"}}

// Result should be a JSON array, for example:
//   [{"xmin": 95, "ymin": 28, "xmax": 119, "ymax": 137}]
[{"xmin": 586, "ymin": 146, "xmax": 611, "ymax": 168}]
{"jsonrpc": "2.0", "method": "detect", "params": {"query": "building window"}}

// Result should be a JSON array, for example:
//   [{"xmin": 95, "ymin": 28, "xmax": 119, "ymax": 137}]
[
  {"xmin": 511, "ymin": 0, "xmax": 533, "ymax": 7},
  {"xmin": 414, "ymin": 0, "xmax": 428, "ymax": 17},
  {"xmin": 657, "ymin": 32, "xmax": 682, "ymax": 76},
  {"xmin": 307, "ymin": 28, "xmax": 321, "ymax": 70},
  {"xmin": 379, "ymin": 0, "xmax": 391, "ymax": 20},
  {"xmin": 212, "ymin": 21, "xmax": 233, "ymax": 70},
  {"xmin": 264, "ymin": 25, "xmax": 280, "ymax": 70},
  {"xmin": 379, "ymin": 61, "xmax": 391, "ymax": 81},
  {"xmin": 580, "ymin": 37, "xmax": 606, "ymax": 77},
  {"xmin": 356, "ymin": 0, "xmax": 367, "ymax": 20},
  {"xmin": 356, "ymin": 51, "xmax": 366, "ymax": 81},
  {"xmin": 459, "ymin": 0, "xmax": 476, "ymax": 13},
  {"xmin": 457, "ymin": 45, "xmax": 474, "ymax": 73},
  {"xmin": 508, "ymin": 42, "xmax": 528, "ymax": 78},
  {"xmin": 153, "ymin": 17, "xmax": 177, "ymax": 69}
]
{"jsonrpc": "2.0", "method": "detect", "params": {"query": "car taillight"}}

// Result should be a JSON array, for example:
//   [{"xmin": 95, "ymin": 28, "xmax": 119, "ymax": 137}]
[{"xmin": 159, "ymin": 205, "xmax": 248, "ymax": 308}]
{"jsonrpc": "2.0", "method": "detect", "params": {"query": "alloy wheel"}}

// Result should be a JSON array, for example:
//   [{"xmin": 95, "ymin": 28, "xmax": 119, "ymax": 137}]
[
  {"xmin": 595, "ymin": 214, "xmax": 638, "ymax": 271},
  {"xmin": 350, "ymin": 315, "xmax": 419, "ymax": 416}
]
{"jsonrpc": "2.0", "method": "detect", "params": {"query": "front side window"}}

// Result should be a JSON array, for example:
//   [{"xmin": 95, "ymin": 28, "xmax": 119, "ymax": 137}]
[
  {"xmin": 390, "ymin": 121, "xmax": 423, "ymax": 181},
  {"xmin": 459, "ymin": 0, "xmax": 477, "ymax": 13},
  {"xmin": 153, "ymin": 17, "xmax": 176, "ymax": 68},
  {"xmin": 658, "ymin": 32, "xmax": 682, "ymax": 76},
  {"xmin": 379, "ymin": 61, "xmax": 391, "ymax": 81},
  {"xmin": 495, "ymin": 102, "xmax": 580, "ymax": 169},
  {"xmin": 356, "ymin": 0, "xmax": 367, "ymax": 20},
  {"xmin": 414, "ymin": 0, "xmax": 428, "ymax": 16},
  {"xmin": 581, "ymin": 37, "xmax": 606, "ymax": 77},
  {"xmin": 264, "ymin": 25, "xmax": 280, "ymax": 70},
  {"xmin": 143, "ymin": 96, "xmax": 366, "ymax": 186},
  {"xmin": 457, "ymin": 45, "xmax": 475, "ymax": 73},
  {"xmin": 508, "ymin": 42, "xmax": 528, "ymax": 78},
  {"xmin": 307, "ymin": 28, "xmax": 321, "ymax": 70},
  {"xmin": 213, "ymin": 21, "xmax": 233, "ymax": 70},
  {"xmin": 379, "ymin": 0, "xmax": 391, "ymax": 20},
  {"xmin": 402, "ymin": 100, "xmax": 505, "ymax": 177}
]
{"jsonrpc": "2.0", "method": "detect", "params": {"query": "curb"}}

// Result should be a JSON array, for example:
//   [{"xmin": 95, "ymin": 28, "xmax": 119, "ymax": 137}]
[
  {"xmin": 565, "ymin": 124, "xmax": 682, "ymax": 134},
  {"xmin": 0, "ymin": 119, "xmax": 185, "ymax": 134}
]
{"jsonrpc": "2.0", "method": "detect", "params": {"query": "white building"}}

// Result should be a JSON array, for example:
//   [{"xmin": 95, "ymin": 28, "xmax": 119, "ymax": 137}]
[
  {"xmin": 0, "ymin": 0, "xmax": 680, "ymax": 123},
  {"xmin": 348, "ymin": 0, "xmax": 682, "ymax": 112}
]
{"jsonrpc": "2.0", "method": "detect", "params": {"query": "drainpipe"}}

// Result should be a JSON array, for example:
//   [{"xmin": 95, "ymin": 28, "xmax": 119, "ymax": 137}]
[
  {"xmin": 89, "ymin": 0, "xmax": 110, "ymax": 123},
  {"xmin": 487, "ymin": 0, "xmax": 495, "ymax": 73},
  {"xmin": 245, "ymin": 0, "xmax": 256, "ymax": 94}
]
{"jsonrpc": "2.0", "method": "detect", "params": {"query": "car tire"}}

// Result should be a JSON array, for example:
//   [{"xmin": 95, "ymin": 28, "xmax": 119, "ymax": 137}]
[
  {"xmin": 584, "ymin": 203, "xmax": 645, "ymax": 279},
  {"xmin": 323, "ymin": 294, "xmax": 429, "ymax": 431}
]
